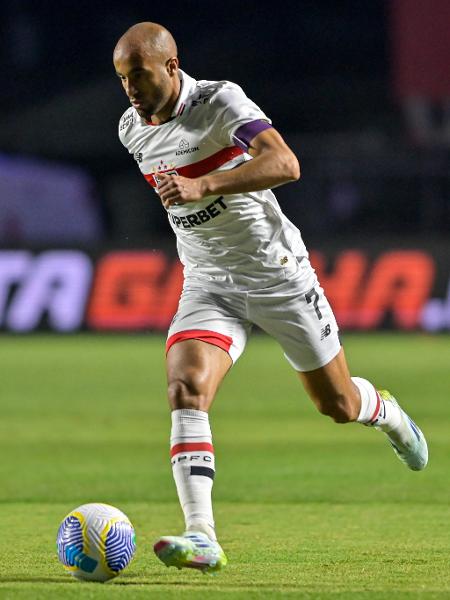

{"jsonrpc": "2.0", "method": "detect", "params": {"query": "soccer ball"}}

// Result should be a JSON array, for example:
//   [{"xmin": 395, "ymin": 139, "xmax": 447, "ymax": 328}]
[{"xmin": 56, "ymin": 502, "xmax": 136, "ymax": 582}]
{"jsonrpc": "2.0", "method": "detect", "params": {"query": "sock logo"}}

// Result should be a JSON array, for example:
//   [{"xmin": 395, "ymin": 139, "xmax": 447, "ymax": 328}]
[
  {"xmin": 170, "ymin": 441, "xmax": 215, "ymax": 476},
  {"xmin": 171, "ymin": 455, "xmax": 213, "ymax": 465}
]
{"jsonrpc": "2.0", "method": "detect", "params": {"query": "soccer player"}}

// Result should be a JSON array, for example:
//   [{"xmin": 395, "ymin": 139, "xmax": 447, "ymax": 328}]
[{"xmin": 113, "ymin": 22, "xmax": 428, "ymax": 574}]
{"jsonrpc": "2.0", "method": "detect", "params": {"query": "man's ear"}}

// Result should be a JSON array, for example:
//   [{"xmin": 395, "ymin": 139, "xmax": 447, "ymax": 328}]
[{"xmin": 167, "ymin": 56, "xmax": 179, "ymax": 75}]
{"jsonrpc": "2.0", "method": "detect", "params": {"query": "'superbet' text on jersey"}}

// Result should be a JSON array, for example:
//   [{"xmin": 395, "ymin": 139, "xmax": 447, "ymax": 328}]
[{"xmin": 119, "ymin": 70, "xmax": 308, "ymax": 288}]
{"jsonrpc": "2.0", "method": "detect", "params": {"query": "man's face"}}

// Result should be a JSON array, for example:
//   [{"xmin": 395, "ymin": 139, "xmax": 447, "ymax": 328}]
[{"xmin": 114, "ymin": 49, "xmax": 175, "ymax": 120}]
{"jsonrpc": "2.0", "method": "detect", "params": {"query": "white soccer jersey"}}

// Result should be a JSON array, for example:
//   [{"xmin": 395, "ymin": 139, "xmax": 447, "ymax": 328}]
[{"xmin": 119, "ymin": 69, "xmax": 308, "ymax": 289}]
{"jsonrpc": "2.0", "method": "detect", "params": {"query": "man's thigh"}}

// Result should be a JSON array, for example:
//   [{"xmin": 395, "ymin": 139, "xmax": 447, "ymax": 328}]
[
  {"xmin": 248, "ymin": 273, "xmax": 341, "ymax": 372},
  {"xmin": 166, "ymin": 284, "xmax": 252, "ymax": 410},
  {"xmin": 167, "ymin": 283, "xmax": 252, "ymax": 364},
  {"xmin": 166, "ymin": 339, "xmax": 233, "ymax": 411}
]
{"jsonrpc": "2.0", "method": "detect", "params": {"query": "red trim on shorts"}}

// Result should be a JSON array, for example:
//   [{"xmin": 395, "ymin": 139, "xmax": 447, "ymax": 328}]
[
  {"xmin": 170, "ymin": 442, "xmax": 214, "ymax": 457},
  {"xmin": 369, "ymin": 391, "xmax": 382, "ymax": 422},
  {"xmin": 166, "ymin": 329, "xmax": 233, "ymax": 355}
]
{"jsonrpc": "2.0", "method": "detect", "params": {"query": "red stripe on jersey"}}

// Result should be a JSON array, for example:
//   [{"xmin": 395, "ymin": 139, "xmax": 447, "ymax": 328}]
[
  {"xmin": 166, "ymin": 329, "xmax": 233, "ymax": 355},
  {"xmin": 170, "ymin": 442, "xmax": 214, "ymax": 457},
  {"xmin": 369, "ymin": 391, "xmax": 382, "ymax": 422},
  {"xmin": 144, "ymin": 146, "xmax": 244, "ymax": 188}
]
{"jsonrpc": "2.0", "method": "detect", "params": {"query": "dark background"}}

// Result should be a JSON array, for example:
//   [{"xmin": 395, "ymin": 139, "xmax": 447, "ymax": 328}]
[
  {"xmin": 1, "ymin": 0, "xmax": 449, "ymax": 246},
  {"xmin": 0, "ymin": 0, "xmax": 389, "ymax": 131}
]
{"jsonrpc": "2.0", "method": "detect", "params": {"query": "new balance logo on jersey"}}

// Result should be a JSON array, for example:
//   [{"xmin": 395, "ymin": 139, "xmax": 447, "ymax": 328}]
[
  {"xmin": 191, "ymin": 92, "xmax": 211, "ymax": 107},
  {"xmin": 134, "ymin": 152, "xmax": 143, "ymax": 163},
  {"xmin": 176, "ymin": 139, "xmax": 199, "ymax": 156},
  {"xmin": 321, "ymin": 324, "xmax": 331, "ymax": 340},
  {"xmin": 169, "ymin": 197, "xmax": 227, "ymax": 229}
]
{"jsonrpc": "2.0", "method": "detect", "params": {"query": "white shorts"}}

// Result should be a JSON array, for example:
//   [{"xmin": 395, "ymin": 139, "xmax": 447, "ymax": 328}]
[{"xmin": 166, "ymin": 260, "xmax": 341, "ymax": 372}]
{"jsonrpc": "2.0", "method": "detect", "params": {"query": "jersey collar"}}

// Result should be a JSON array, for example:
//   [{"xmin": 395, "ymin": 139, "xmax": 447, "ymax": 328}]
[{"xmin": 170, "ymin": 69, "xmax": 196, "ymax": 118}]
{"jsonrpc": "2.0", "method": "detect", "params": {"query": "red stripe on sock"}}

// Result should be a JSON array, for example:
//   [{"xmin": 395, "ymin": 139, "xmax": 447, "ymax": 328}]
[
  {"xmin": 369, "ymin": 391, "xmax": 381, "ymax": 422},
  {"xmin": 170, "ymin": 442, "xmax": 214, "ymax": 457}
]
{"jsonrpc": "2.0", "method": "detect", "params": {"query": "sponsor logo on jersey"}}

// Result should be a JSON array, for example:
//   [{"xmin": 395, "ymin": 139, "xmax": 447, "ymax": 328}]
[
  {"xmin": 134, "ymin": 152, "xmax": 143, "ymax": 163},
  {"xmin": 119, "ymin": 112, "xmax": 135, "ymax": 131},
  {"xmin": 169, "ymin": 197, "xmax": 227, "ymax": 229},
  {"xmin": 175, "ymin": 139, "xmax": 199, "ymax": 156}
]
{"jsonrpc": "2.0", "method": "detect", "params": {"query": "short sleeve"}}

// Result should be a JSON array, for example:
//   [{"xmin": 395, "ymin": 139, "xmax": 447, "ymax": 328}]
[{"xmin": 208, "ymin": 83, "xmax": 272, "ymax": 148}]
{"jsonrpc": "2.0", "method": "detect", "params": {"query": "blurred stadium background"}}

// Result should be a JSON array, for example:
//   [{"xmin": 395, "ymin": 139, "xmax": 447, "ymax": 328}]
[
  {"xmin": 1, "ymin": 0, "xmax": 449, "ymax": 335},
  {"xmin": 2, "ymin": 2, "xmax": 450, "ymax": 595}
]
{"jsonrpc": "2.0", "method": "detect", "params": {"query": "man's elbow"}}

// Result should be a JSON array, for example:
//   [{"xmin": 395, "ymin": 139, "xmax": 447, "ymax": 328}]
[{"xmin": 282, "ymin": 151, "xmax": 301, "ymax": 182}]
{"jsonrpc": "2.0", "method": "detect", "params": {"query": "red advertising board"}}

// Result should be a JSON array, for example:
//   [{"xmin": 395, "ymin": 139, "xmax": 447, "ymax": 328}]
[{"xmin": 0, "ymin": 246, "xmax": 448, "ymax": 332}]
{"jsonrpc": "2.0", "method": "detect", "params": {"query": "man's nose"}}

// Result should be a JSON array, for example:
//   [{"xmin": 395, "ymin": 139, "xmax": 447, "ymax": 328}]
[{"xmin": 125, "ymin": 80, "xmax": 138, "ymax": 97}]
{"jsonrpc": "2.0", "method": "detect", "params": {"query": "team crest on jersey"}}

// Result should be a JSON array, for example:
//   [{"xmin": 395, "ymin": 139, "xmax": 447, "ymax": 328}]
[
  {"xmin": 148, "ymin": 159, "xmax": 179, "ymax": 186},
  {"xmin": 176, "ymin": 139, "xmax": 199, "ymax": 156},
  {"xmin": 153, "ymin": 170, "xmax": 179, "ymax": 185},
  {"xmin": 150, "ymin": 159, "xmax": 176, "ymax": 172}
]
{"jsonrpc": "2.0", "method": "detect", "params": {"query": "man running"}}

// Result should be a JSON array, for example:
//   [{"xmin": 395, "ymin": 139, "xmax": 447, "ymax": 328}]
[{"xmin": 113, "ymin": 22, "xmax": 428, "ymax": 574}]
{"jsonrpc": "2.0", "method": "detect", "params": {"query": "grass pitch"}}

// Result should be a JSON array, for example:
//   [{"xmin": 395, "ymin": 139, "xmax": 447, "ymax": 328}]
[{"xmin": 1, "ymin": 333, "xmax": 449, "ymax": 599}]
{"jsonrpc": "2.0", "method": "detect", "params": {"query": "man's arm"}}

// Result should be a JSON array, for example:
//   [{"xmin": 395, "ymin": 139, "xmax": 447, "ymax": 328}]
[{"xmin": 158, "ymin": 128, "xmax": 300, "ymax": 208}]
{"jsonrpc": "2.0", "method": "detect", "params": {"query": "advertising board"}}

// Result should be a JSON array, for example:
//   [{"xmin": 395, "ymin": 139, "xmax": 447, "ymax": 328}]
[{"xmin": 0, "ymin": 246, "xmax": 448, "ymax": 332}]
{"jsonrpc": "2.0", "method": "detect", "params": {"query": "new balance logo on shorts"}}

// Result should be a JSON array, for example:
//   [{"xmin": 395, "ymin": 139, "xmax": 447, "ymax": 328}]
[{"xmin": 321, "ymin": 324, "xmax": 331, "ymax": 340}]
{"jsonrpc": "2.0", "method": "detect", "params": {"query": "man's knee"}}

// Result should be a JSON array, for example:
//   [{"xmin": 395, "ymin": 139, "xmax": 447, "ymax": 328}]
[
  {"xmin": 315, "ymin": 391, "xmax": 359, "ymax": 423},
  {"xmin": 167, "ymin": 372, "xmax": 210, "ymax": 411}
]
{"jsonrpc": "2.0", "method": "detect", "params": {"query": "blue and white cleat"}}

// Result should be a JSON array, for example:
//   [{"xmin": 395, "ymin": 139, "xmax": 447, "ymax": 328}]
[
  {"xmin": 153, "ymin": 531, "xmax": 227, "ymax": 574},
  {"xmin": 377, "ymin": 390, "xmax": 428, "ymax": 471}
]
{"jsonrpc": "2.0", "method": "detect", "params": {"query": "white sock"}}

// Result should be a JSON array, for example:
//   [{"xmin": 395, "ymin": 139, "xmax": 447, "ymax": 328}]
[
  {"xmin": 353, "ymin": 376, "xmax": 401, "ymax": 431},
  {"xmin": 170, "ymin": 409, "xmax": 217, "ymax": 541}
]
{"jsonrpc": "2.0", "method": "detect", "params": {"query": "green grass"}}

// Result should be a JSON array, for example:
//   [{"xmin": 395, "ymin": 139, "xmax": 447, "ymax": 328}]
[{"xmin": 1, "ymin": 333, "xmax": 449, "ymax": 599}]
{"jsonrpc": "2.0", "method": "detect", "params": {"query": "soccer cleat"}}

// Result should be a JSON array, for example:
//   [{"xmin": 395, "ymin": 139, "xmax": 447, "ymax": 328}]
[
  {"xmin": 376, "ymin": 390, "xmax": 428, "ymax": 471},
  {"xmin": 153, "ymin": 531, "xmax": 227, "ymax": 574}
]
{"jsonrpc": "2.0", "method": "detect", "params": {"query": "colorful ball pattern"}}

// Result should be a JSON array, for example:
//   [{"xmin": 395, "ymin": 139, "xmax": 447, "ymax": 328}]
[{"xmin": 56, "ymin": 503, "xmax": 136, "ymax": 582}]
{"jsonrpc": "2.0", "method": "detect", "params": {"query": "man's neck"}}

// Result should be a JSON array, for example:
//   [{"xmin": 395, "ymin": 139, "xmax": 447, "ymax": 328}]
[{"xmin": 150, "ymin": 73, "xmax": 182, "ymax": 125}]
